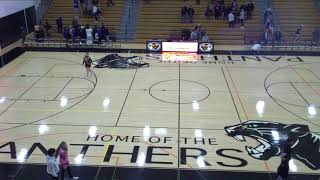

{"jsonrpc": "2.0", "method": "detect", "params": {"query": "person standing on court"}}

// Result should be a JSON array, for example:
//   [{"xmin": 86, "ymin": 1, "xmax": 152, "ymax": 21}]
[
  {"xmin": 47, "ymin": 148, "xmax": 60, "ymax": 180},
  {"xmin": 276, "ymin": 154, "xmax": 290, "ymax": 180},
  {"xmin": 58, "ymin": 142, "xmax": 79, "ymax": 180},
  {"xmin": 83, "ymin": 52, "xmax": 93, "ymax": 77}
]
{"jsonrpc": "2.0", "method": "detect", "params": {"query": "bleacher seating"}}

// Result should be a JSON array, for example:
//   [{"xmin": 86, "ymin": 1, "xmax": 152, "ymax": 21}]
[
  {"xmin": 44, "ymin": 0, "xmax": 124, "ymax": 39},
  {"xmin": 135, "ymin": 0, "xmax": 263, "ymax": 44},
  {"xmin": 272, "ymin": 0, "xmax": 320, "ymax": 44}
]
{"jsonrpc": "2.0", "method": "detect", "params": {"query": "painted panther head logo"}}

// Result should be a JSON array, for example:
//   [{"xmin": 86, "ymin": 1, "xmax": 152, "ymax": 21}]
[
  {"xmin": 224, "ymin": 120, "xmax": 320, "ymax": 170},
  {"xmin": 148, "ymin": 42, "xmax": 161, "ymax": 51},
  {"xmin": 199, "ymin": 43, "xmax": 213, "ymax": 52}
]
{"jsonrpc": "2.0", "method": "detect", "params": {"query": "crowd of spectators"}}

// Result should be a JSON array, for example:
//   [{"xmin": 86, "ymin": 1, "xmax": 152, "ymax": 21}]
[
  {"xmin": 32, "ymin": 0, "xmax": 114, "ymax": 44},
  {"xmin": 62, "ymin": 20, "xmax": 110, "ymax": 45},
  {"xmin": 181, "ymin": 24, "xmax": 209, "ymax": 41},
  {"xmin": 181, "ymin": 0, "xmax": 254, "ymax": 30}
]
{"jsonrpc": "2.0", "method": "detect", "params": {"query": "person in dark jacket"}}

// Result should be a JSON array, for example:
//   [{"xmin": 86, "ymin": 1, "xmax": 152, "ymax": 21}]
[
  {"xmin": 276, "ymin": 154, "xmax": 290, "ymax": 180},
  {"xmin": 56, "ymin": 17, "xmax": 63, "ymax": 33},
  {"xmin": 188, "ymin": 5, "xmax": 195, "ymax": 23}
]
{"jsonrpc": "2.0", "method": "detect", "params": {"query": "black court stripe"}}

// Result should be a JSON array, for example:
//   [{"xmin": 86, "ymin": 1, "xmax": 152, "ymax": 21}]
[
  {"xmin": 221, "ymin": 67, "xmax": 242, "ymax": 123},
  {"xmin": 53, "ymin": 77, "xmax": 73, "ymax": 100},
  {"xmin": 289, "ymin": 82, "xmax": 310, "ymax": 106},
  {"xmin": 0, "ymin": 64, "xmax": 56, "ymax": 118},
  {"xmin": 115, "ymin": 69, "xmax": 138, "ymax": 127}
]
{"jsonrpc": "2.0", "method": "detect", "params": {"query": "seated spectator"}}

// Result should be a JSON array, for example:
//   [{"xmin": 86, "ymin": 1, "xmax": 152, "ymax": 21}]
[
  {"xmin": 312, "ymin": 28, "xmax": 320, "ymax": 46},
  {"xmin": 181, "ymin": 5, "xmax": 188, "ymax": 23},
  {"xmin": 187, "ymin": 5, "xmax": 195, "ymax": 23},
  {"xmin": 34, "ymin": 25, "xmax": 45, "ymax": 42},
  {"xmin": 190, "ymin": 29, "xmax": 198, "ymax": 40},
  {"xmin": 200, "ymin": 27, "xmax": 209, "ymax": 41},
  {"xmin": 201, "ymin": 33, "xmax": 209, "ymax": 42},
  {"xmin": 274, "ymin": 30, "xmax": 282, "ymax": 45}
]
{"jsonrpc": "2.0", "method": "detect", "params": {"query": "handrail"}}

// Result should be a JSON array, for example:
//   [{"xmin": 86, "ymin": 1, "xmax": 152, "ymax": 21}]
[{"xmin": 35, "ymin": 0, "xmax": 53, "ymax": 24}]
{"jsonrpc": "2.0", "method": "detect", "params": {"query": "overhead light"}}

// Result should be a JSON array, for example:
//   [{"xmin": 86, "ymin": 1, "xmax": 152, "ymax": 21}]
[
  {"xmin": 194, "ymin": 129, "xmax": 203, "ymax": 138},
  {"xmin": 0, "ymin": 97, "xmax": 6, "ymax": 103},
  {"xmin": 256, "ymin": 100, "xmax": 265, "ymax": 117},
  {"xmin": 192, "ymin": 101, "xmax": 200, "ymax": 111},
  {"xmin": 103, "ymin": 97, "xmax": 110, "ymax": 111},
  {"xmin": 271, "ymin": 131, "xmax": 280, "ymax": 141},
  {"xmin": 154, "ymin": 128, "xmax": 167, "ymax": 136},
  {"xmin": 38, "ymin": 124, "xmax": 49, "ymax": 135},
  {"xmin": 74, "ymin": 154, "xmax": 84, "ymax": 164},
  {"xmin": 289, "ymin": 159, "xmax": 298, "ymax": 172},
  {"xmin": 143, "ymin": 125, "xmax": 150, "ymax": 141},
  {"xmin": 60, "ymin": 96, "xmax": 68, "ymax": 107},
  {"xmin": 137, "ymin": 152, "xmax": 145, "ymax": 166},
  {"xmin": 197, "ymin": 156, "xmax": 206, "ymax": 168},
  {"xmin": 308, "ymin": 105, "xmax": 317, "ymax": 116},
  {"xmin": 88, "ymin": 126, "xmax": 97, "ymax": 137},
  {"xmin": 17, "ymin": 148, "xmax": 28, "ymax": 163}
]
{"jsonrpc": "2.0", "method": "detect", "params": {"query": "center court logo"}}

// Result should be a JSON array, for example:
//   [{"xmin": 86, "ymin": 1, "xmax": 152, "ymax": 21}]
[{"xmin": 225, "ymin": 120, "xmax": 320, "ymax": 170}]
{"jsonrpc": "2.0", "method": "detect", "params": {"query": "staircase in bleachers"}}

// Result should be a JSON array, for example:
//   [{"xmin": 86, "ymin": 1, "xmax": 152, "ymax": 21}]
[
  {"xmin": 44, "ymin": 0, "xmax": 124, "ymax": 39},
  {"xmin": 134, "ymin": 0, "xmax": 263, "ymax": 45},
  {"xmin": 272, "ymin": 0, "xmax": 320, "ymax": 43}
]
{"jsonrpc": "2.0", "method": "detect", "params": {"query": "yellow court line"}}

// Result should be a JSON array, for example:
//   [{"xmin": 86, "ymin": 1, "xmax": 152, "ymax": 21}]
[{"xmin": 94, "ymin": 126, "xmax": 118, "ymax": 180}]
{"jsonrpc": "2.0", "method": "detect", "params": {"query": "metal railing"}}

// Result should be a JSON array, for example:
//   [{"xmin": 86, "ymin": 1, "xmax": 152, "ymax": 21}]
[
  {"xmin": 24, "ymin": 36, "xmax": 123, "ymax": 49},
  {"xmin": 35, "ymin": 0, "xmax": 53, "ymax": 24}
]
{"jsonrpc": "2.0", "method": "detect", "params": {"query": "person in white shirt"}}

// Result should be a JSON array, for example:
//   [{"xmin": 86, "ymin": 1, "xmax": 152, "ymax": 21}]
[
  {"xmin": 92, "ymin": 5, "xmax": 97, "ymax": 15},
  {"xmin": 240, "ymin": 9, "xmax": 245, "ymax": 28},
  {"xmin": 85, "ymin": 24, "xmax": 93, "ymax": 45},
  {"xmin": 228, "ymin": 12, "xmax": 235, "ymax": 28},
  {"xmin": 47, "ymin": 148, "xmax": 60, "ymax": 180}
]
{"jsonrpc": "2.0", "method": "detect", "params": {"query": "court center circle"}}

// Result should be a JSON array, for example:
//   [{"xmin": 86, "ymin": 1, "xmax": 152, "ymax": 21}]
[{"xmin": 149, "ymin": 79, "xmax": 210, "ymax": 104}]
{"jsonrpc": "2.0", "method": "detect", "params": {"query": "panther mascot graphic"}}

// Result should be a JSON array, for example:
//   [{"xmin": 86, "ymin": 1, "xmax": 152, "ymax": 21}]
[{"xmin": 224, "ymin": 120, "xmax": 320, "ymax": 170}]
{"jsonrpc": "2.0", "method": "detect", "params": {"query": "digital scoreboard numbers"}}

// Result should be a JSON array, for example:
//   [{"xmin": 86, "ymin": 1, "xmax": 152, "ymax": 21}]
[{"xmin": 162, "ymin": 42, "xmax": 199, "ymax": 52}]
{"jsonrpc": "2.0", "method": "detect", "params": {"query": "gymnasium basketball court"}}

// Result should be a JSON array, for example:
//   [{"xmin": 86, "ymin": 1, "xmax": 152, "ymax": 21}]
[{"xmin": 0, "ymin": 51, "xmax": 319, "ymax": 179}]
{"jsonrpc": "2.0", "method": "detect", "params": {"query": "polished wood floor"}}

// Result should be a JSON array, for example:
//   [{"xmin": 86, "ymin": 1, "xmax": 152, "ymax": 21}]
[{"xmin": 0, "ymin": 52, "xmax": 319, "ymax": 178}]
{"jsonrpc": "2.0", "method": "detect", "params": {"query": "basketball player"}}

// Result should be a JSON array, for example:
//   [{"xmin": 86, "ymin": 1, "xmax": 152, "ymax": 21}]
[{"xmin": 83, "ymin": 52, "xmax": 92, "ymax": 77}]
